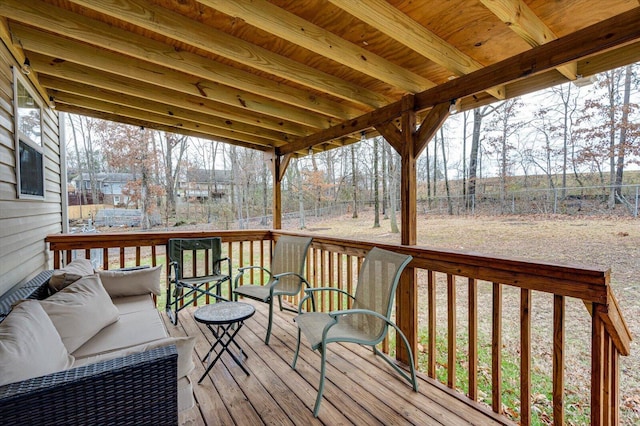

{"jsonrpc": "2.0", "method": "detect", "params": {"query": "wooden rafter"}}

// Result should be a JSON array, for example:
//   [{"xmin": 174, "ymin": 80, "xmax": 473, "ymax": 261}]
[
  {"xmin": 328, "ymin": 0, "xmax": 505, "ymax": 99},
  {"xmin": 280, "ymin": 6, "xmax": 640, "ymax": 155},
  {"xmin": 199, "ymin": 0, "xmax": 436, "ymax": 93},
  {"xmin": 0, "ymin": 0, "xmax": 368, "ymax": 120},
  {"xmin": 479, "ymin": 0, "xmax": 578, "ymax": 80},
  {"xmin": 16, "ymin": 28, "xmax": 336, "ymax": 130},
  {"xmin": 63, "ymin": 0, "xmax": 391, "ymax": 109}
]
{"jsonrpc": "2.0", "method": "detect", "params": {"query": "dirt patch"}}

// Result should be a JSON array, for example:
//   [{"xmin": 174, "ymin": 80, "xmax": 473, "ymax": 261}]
[{"xmin": 305, "ymin": 211, "xmax": 640, "ymax": 424}]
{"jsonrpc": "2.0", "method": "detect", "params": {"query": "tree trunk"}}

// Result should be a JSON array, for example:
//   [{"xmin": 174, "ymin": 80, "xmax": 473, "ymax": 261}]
[
  {"xmin": 439, "ymin": 128, "xmax": 453, "ymax": 215},
  {"xmin": 373, "ymin": 137, "xmax": 380, "ymax": 228},
  {"xmin": 615, "ymin": 65, "xmax": 633, "ymax": 201},
  {"xmin": 468, "ymin": 108, "xmax": 483, "ymax": 210},
  {"xmin": 382, "ymin": 141, "xmax": 388, "ymax": 218},
  {"xmin": 351, "ymin": 144, "xmax": 358, "ymax": 218},
  {"xmin": 294, "ymin": 159, "xmax": 306, "ymax": 229},
  {"xmin": 389, "ymin": 149, "xmax": 399, "ymax": 233}
]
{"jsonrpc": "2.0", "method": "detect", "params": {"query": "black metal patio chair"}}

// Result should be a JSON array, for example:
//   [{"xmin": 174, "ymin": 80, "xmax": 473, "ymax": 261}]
[{"xmin": 166, "ymin": 237, "xmax": 231, "ymax": 325}]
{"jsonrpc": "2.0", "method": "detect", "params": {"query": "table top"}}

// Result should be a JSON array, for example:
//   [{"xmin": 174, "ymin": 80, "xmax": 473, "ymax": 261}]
[{"xmin": 194, "ymin": 302, "xmax": 255, "ymax": 325}]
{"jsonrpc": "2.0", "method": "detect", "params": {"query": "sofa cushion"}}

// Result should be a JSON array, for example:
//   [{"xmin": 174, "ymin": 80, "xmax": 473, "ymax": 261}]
[
  {"xmin": 73, "ymin": 336, "xmax": 196, "ymax": 378},
  {"xmin": 0, "ymin": 300, "xmax": 74, "ymax": 386},
  {"xmin": 39, "ymin": 274, "xmax": 119, "ymax": 353},
  {"xmin": 49, "ymin": 258, "xmax": 95, "ymax": 292},
  {"xmin": 112, "ymin": 294, "xmax": 157, "ymax": 315},
  {"xmin": 98, "ymin": 265, "xmax": 163, "ymax": 297},
  {"xmin": 72, "ymin": 307, "xmax": 168, "ymax": 358}
]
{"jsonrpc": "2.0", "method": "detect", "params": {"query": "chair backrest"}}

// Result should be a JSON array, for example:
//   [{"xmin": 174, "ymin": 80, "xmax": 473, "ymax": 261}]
[
  {"xmin": 168, "ymin": 237, "xmax": 223, "ymax": 278},
  {"xmin": 347, "ymin": 247, "xmax": 413, "ymax": 340},
  {"xmin": 270, "ymin": 235, "xmax": 313, "ymax": 294}
]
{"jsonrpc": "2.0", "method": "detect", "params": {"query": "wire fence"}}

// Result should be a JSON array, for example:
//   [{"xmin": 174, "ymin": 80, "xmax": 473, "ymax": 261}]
[{"xmin": 419, "ymin": 184, "xmax": 640, "ymax": 217}]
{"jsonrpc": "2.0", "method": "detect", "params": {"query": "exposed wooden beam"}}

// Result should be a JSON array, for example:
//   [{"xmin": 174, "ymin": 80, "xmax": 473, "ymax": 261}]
[
  {"xmin": 480, "ymin": 0, "xmax": 578, "ymax": 80},
  {"xmin": 199, "ymin": 0, "xmax": 435, "ymax": 93},
  {"xmin": 14, "ymin": 25, "xmax": 335, "ymax": 129},
  {"xmin": 0, "ymin": 0, "xmax": 369, "ymax": 119},
  {"xmin": 58, "ymin": 104, "xmax": 269, "ymax": 152},
  {"xmin": 328, "ymin": 0, "xmax": 505, "ymax": 99},
  {"xmin": 281, "ymin": 6, "xmax": 640, "ymax": 155},
  {"xmin": 36, "ymin": 71, "xmax": 313, "ymax": 138},
  {"xmin": 45, "ymin": 81, "xmax": 291, "ymax": 143},
  {"xmin": 54, "ymin": 93, "xmax": 278, "ymax": 148},
  {"xmin": 65, "ymin": 0, "xmax": 392, "ymax": 109}
]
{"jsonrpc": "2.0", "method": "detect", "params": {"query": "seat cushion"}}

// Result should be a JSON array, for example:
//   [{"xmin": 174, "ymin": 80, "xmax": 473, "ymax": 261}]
[
  {"xmin": 73, "ymin": 335, "xmax": 195, "ymax": 377},
  {"xmin": 234, "ymin": 284, "xmax": 271, "ymax": 302},
  {"xmin": 39, "ymin": 274, "xmax": 119, "ymax": 353},
  {"xmin": 49, "ymin": 258, "xmax": 95, "ymax": 292},
  {"xmin": 98, "ymin": 265, "xmax": 163, "ymax": 297},
  {"xmin": 0, "ymin": 300, "xmax": 74, "ymax": 386},
  {"xmin": 112, "ymin": 294, "xmax": 157, "ymax": 315},
  {"xmin": 72, "ymin": 307, "xmax": 168, "ymax": 358}
]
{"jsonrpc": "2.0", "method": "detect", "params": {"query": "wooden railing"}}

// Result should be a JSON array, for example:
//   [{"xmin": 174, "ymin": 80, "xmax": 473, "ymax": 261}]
[{"xmin": 46, "ymin": 229, "xmax": 631, "ymax": 425}]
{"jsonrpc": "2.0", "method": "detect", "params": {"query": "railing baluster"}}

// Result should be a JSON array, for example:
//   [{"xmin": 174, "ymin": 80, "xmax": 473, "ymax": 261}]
[
  {"xmin": 592, "ymin": 304, "xmax": 605, "ymax": 426},
  {"xmin": 427, "ymin": 270, "xmax": 436, "ymax": 378},
  {"xmin": 119, "ymin": 247, "xmax": 125, "ymax": 269},
  {"xmin": 346, "ymin": 254, "xmax": 353, "ymax": 309},
  {"xmin": 328, "ymin": 251, "xmax": 335, "ymax": 311},
  {"xmin": 337, "ymin": 253, "xmax": 343, "ymax": 310},
  {"xmin": 553, "ymin": 295, "xmax": 565, "ymax": 423},
  {"xmin": 249, "ymin": 241, "xmax": 254, "ymax": 284},
  {"xmin": 135, "ymin": 246, "xmax": 141, "ymax": 266},
  {"xmin": 238, "ymin": 241, "xmax": 244, "ymax": 287},
  {"xmin": 521, "ymin": 288, "xmax": 532, "ymax": 425},
  {"xmin": 603, "ymin": 332, "xmax": 612, "ymax": 424},
  {"xmin": 102, "ymin": 248, "xmax": 108, "ymax": 270},
  {"xmin": 447, "ymin": 274, "xmax": 456, "ymax": 389},
  {"xmin": 492, "ymin": 282, "xmax": 502, "ymax": 414},
  {"xmin": 469, "ymin": 278, "xmax": 478, "ymax": 401}
]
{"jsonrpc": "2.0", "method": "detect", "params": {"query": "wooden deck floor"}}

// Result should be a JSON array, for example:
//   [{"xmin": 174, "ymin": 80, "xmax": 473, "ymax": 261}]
[{"xmin": 163, "ymin": 302, "xmax": 512, "ymax": 426}]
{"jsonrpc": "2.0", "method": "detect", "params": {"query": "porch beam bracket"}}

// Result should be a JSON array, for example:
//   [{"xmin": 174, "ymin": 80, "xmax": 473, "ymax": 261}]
[
  {"xmin": 414, "ymin": 101, "xmax": 451, "ymax": 156},
  {"xmin": 374, "ymin": 121, "xmax": 402, "ymax": 154}
]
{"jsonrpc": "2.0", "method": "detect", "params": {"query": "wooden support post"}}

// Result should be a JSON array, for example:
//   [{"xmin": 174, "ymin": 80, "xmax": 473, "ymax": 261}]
[
  {"xmin": 396, "ymin": 94, "xmax": 417, "ymax": 365},
  {"xmin": 266, "ymin": 150, "xmax": 291, "ymax": 230}
]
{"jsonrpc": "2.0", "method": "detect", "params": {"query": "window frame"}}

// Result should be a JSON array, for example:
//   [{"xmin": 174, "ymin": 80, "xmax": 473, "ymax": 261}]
[{"xmin": 13, "ymin": 68, "xmax": 45, "ymax": 200}]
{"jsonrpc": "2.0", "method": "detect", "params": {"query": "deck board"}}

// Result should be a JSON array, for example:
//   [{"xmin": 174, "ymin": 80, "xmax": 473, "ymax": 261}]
[{"xmin": 164, "ymin": 302, "xmax": 513, "ymax": 426}]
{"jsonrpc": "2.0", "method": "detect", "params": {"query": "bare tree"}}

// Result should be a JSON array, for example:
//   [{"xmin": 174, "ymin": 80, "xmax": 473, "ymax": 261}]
[
  {"xmin": 373, "ymin": 137, "xmax": 380, "ymax": 227},
  {"xmin": 351, "ymin": 144, "xmax": 358, "ymax": 218}
]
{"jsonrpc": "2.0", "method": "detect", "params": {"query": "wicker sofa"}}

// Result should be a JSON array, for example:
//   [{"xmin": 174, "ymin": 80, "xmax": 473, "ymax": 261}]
[{"xmin": 0, "ymin": 264, "xmax": 194, "ymax": 425}]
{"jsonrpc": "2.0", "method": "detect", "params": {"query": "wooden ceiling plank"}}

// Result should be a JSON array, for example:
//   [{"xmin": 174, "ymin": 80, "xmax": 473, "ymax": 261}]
[
  {"xmin": 281, "ymin": 6, "xmax": 640, "ymax": 155},
  {"xmin": 479, "ymin": 0, "xmax": 578, "ymax": 80},
  {"xmin": 31, "ymin": 57, "xmax": 314, "ymax": 137},
  {"xmin": 64, "ymin": 0, "xmax": 392, "ymax": 109},
  {"xmin": 45, "ymin": 80, "xmax": 291, "ymax": 143},
  {"xmin": 13, "ymin": 25, "xmax": 335, "ymax": 129},
  {"xmin": 58, "ymin": 104, "xmax": 271, "ymax": 152},
  {"xmin": 0, "ymin": 0, "xmax": 368, "ymax": 119},
  {"xmin": 54, "ymin": 93, "xmax": 279, "ymax": 148},
  {"xmin": 199, "ymin": 0, "xmax": 435, "ymax": 93},
  {"xmin": 415, "ymin": 102, "xmax": 450, "ymax": 156},
  {"xmin": 328, "ymin": 0, "xmax": 505, "ymax": 99}
]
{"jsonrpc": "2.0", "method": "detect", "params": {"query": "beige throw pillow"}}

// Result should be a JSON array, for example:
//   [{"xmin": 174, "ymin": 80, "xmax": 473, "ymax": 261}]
[
  {"xmin": 49, "ymin": 258, "xmax": 95, "ymax": 292},
  {"xmin": 97, "ymin": 265, "xmax": 163, "ymax": 297},
  {"xmin": 39, "ymin": 274, "xmax": 119, "ymax": 353},
  {"xmin": 0, "ymin": 300, "xmax": 74, "ymax": 386}
]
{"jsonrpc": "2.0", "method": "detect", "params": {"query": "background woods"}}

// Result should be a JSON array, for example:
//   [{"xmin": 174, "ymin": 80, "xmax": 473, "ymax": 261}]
[{"xmin": 65, "ymin": 65, "xmax": 640, "ymax": 230}]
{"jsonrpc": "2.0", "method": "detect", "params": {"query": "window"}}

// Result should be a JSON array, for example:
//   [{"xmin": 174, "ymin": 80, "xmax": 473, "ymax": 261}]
[{"xmin": 14, "ymin": 69, "xmax": 44, "ymax": 199}]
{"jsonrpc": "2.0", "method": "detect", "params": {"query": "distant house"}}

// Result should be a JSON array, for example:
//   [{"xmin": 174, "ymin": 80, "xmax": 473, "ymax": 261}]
[
  {"xmin": 177, "ymin": 169, "xmax": 231, "ymax": 202},
  {"xmin": 72, "ymin": 172, "xmax": 133, "ymax": 206}
]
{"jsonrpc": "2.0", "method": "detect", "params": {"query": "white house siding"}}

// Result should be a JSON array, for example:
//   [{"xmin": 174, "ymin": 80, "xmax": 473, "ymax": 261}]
[{"xmin": 0, "ymin": 43, "xmax": 62, "ymax": 295}]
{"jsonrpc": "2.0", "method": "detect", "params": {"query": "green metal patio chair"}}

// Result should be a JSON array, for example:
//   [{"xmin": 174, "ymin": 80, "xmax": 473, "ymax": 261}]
[
  {"xmin": 291, "ymin": 247, "xmax": 417, "ymax": 417},
  {"xmin": 233, "ymin": 235, "xmax": 313, "ymax": 344},
  {"xmin": 166, "ymin": 237, "xmax": 231, "ymax": 325}
]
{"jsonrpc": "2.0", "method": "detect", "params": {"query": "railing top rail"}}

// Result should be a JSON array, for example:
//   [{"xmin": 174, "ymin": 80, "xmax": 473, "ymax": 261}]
[{"xmin": 46, "ymin": 230, "xmax": 272, "ymax": 250}]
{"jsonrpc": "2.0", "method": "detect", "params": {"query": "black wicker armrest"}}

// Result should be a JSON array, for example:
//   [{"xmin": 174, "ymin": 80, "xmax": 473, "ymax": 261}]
[{"xmin": 0, "ymin": 345, "xmax": 178, "ymax": 426}]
